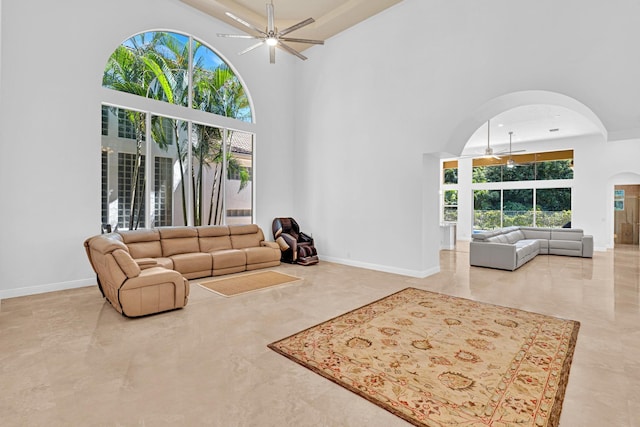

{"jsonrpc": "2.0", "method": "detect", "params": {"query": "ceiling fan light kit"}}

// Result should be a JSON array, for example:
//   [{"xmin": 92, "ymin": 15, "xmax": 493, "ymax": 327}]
[{"xmin": 217, "ymin": 2, "xmax": 325, "ymax": 64}]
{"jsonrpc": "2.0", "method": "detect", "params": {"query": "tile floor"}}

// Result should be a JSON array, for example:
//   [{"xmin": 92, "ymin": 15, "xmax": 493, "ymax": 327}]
[{"xmin": 1, "ymin": 243, "xmax": 639, "ymax": 426}]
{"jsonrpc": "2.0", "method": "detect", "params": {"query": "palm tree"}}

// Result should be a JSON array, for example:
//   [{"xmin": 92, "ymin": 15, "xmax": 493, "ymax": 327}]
[{"xmin": 103, "ymin": 39, "xmax": 156, "ymax": 229}]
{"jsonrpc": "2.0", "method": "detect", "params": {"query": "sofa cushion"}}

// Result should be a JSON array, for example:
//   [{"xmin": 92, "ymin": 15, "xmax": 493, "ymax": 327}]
[
  {"xmin": 494, "ymin": 234, "xmax": 509, "ymax": 243},
  {"xmin": 550, "ymin": 229, "xmax": 584, "ymax": 241},
  {"xmin": 521, "ymin": 227, "xmax": 551, "ymax": 240},
  {"xmin": 505, "ymin": 230, "xmax": 525, "ymax": 243},
  {"xmin": 243, "ymin": 246, "xmax": 281, "ymax": 264},
  {"xmin": 198, "ymin": 225, "xmax": 233, "ymax": 252},
  {"xmin": 536, "ymin": 239, "xmax": 549, "ymax": 254},
  {"xmin": 169, "ymin": 252, "xmax": 212, "ymax": 278},
  {"xmin": 549, "ymin": 240, "xmax": 583, "ymax": 251},
  {"xmin": 230, "ymin": 224, "xmax": 264, "ymax": 249},
  {"xmin": 118, "ymin": 229, "xmax": 163, "ymax": 259},
  {"xmin": 211, "ymin": 249, "xmax": 246, "ymax": 270},
  {"xmin": 159, "ymin": 227, "xmax": 200, "ymax": 256}
]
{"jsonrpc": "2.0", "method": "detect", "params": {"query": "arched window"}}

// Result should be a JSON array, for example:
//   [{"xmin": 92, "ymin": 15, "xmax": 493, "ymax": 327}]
[{"xmin": 101, "ymin": 31, "xmax": 254, "ymax": 230}]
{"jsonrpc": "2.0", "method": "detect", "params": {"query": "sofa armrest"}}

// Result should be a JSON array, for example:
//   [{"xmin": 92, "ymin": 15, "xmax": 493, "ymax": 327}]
[
  {"xmin": 112, "ymin": 249, "xmax": 141, "ymax": 278},
  {"xmin": 582, "ymin": 235, "xmax": 594, "ymax": 258},
  {"xmin": 136, "ymin": 257, "xmax": 159, "ymax": 270},
  {"xmin": 470, "ymin": 242, "xmax": 517, "ymax": 271},
  {"xmin": 261, "ymin": 241, "xmax": 280, "ymax": 250},
  {"xmin": 121, "ymin": 267, "xmax": 184, "ymax": 291}
]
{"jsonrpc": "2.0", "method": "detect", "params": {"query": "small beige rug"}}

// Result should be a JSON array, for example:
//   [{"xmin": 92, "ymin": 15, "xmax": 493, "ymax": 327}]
[{"xmin": 197, "ymin": 270, "xmax": 302, "ymax": 297}]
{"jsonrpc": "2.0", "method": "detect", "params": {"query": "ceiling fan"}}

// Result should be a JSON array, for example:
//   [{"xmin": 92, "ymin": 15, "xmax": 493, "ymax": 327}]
[
  {"xmin": 460, "ymin": 120, "xmax": 526, "ymax": 160},
  {"xmin": 505, "ymin": 131, "xmax": 518, "ymax": 168},
  {"xmin": 217, "ymin": 2, "xmax": 325, "ymax": 64}
]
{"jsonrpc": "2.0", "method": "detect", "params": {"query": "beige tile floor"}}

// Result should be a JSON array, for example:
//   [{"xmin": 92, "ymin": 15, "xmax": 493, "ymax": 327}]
[{"xmin": 1, "ymin": 243, "xmax": 639, "ymax": 426}]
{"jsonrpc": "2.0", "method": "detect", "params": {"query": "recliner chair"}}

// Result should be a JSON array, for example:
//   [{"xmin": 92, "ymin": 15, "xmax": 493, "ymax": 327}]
[{"xmin": 272, "ymin": 217, "xmax": 319, "ymax": 266}]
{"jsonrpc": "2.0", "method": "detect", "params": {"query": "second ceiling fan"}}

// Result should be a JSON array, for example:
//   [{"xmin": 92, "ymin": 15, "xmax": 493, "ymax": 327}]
[
  {"xmin": 462, "ymin": 120, "xmax": 526, "ymax": 160},
  {"xmin": 217, "ymin": 2, "xmax": 324, "ymax": 64}
]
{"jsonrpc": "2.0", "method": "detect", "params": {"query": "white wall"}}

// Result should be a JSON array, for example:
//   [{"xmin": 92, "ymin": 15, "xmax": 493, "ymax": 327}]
[
  {"xmin": 294, "ymin": 0, "xmax": 640, "ymax": 276},
  {"xmin": 2, "ymin": 0, "xmax": 640, "ymax": 296},
  {"xmin": 0, "ymin": 0, "xmax": 296, "ymax": 298}
]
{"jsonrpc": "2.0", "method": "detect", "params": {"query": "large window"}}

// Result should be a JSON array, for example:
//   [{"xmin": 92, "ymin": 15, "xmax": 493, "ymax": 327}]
[
  {"xmin": 101, "ymin": 31, "xmax": 253, "ymax": 230},
  {"xmin": 462, "ymin": 150, "xmax": 574, "ymax": 231},
  {"xmin": 472, "ymin": 150, "xmax": 573, "ymax": 183}
]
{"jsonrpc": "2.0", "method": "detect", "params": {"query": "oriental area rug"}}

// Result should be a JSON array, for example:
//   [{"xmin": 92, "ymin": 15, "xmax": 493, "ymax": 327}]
[
  {"xmin": 198, "ymin": 271, "xmax": 301, "ymax": 297},
  {"xmin": 268, "ymin": 287, "xmax": 579, "ymax": 427}
]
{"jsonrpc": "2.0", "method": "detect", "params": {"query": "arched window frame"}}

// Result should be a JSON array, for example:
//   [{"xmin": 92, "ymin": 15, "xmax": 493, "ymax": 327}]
[{"xmin": 101, "ymin": 30, "xmax": 256, "ymax": 230}]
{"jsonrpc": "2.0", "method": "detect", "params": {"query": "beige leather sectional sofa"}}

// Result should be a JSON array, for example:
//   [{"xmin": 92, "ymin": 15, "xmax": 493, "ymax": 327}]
[
  {"xmin": 84, "ymin": 224, "xmax": 281, "ymax": 317},
  {"xmin": 470, "ymin": 226, "xmax": 593, "ymax": 271}
]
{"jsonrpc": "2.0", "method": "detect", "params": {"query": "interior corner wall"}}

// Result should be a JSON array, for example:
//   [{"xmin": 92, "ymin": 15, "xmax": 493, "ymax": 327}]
[{"xmin": 0, "ymin": 0, "xmax": 296, "ymax": 298}]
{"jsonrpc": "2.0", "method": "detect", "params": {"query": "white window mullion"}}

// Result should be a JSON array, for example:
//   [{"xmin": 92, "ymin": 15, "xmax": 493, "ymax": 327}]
[
  {"xmin": 187, "ymin": 121, "xmax": 193, "ymax": 226},
  {"xmin": 145, "ymin": 112, "xmax": 152, "ymax": 229},
  {"xmin": 222, "ymin": 128, "xmax": 228, "ymax": 225},
  {"xmin": 186, "ymin": 36, "xmax": 194, "ymax": 226}
]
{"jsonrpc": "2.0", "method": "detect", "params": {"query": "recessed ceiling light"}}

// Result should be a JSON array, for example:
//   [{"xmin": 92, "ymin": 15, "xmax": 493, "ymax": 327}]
[
  {"xmin": 498, "ymin": 123, "xmax": 504, "ymax": 127},
  {"xmin": 549, "ymin": 128, "xmax": 560, "ymax": 132}
]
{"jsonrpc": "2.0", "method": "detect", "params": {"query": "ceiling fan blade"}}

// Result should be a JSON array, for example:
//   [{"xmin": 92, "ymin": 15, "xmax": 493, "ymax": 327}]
[
  {"xmin": 495, "ymin": 148, "xmax": 527, "ymax": 155},
  {"xmin": 278, "ymin": 18, "xmax": 315, "ymax": 36},
  {"xmin": 280, "ymin": 37, "xmax": 324, "ymax": 45},
  {"xmin": 278, "ymin": 42, "xmax": 308, "ymax": 61},
  {"xmin": 238, "ymin": 41, "xmax": 265, "ymax": 56},
  {"xmin": 217, "ymin": 34, "xmax": 260, "ymax": 39},
  {"xmin": 269, "ymin": 45, "xmax": 276, "ymax": 64},
  {"xmin": 225, "ymin": 11, "xmax": 267, "ymax": 36},
  {"xmin": 267, "ymin": 3, "xmax": 275, "ymax": 33}
]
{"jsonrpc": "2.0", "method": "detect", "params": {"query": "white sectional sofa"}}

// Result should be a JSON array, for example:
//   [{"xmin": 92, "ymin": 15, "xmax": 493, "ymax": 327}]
[{"xmin": 470, "ymin": 226, "xmax": 593, "ymax": 271}]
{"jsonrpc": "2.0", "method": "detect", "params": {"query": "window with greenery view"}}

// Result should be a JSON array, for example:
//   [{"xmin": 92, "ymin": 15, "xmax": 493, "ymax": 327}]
[
  {"xmin": 443, "ymin": 190, "xmax": 458, "ymax": 222},
  {"xmin": 469, "ymin": 151, "xmax": 573, "ymax": 230},
  {"xmin": 536, "ymin": 188, "xmax": 571, "ymax": 227},
  {"xmin": 443, "ymin": 167, "xmax": 458, "ymax": 184},
  {"xmin": 472, "ymin": 187, "xmax": 572, "ymax": 230},
  {"xmin": 503, "ymin": 189, "xmax": 533, "ymax": 227},
  {"xmin": 101, "ymin": 31, "xmax": 253, "ymax": 230},
  {"xmin": 472, "ymin": 153, "xmax": 573, "ymax": 183},
  {"xmin": 474, "ymin": 189, "xmax": 501, "ymax": 230}
]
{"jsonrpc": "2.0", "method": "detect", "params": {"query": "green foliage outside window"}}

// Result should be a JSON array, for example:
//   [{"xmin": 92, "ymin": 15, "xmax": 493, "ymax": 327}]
[
  {"xmin": 443, "ymin": 168, "xmax": 458, "ymax": 184},
  {"xmin": 472, "ymin": 159, "xmax": 572, "ymax": 183},
  {"xmin": 103, "ymin": 32, "xmax": 251, "ymax": 121},
  {"xmin": 473, "ymin": 187, "xmax": 572, "ymax": 230},
  {"xmin": 536, "ymin": 188, "xmax": 572, "ymax": 227},
  {"xmin": 443, "ymin": 190, "xmax": 458, "ymax": 222}
]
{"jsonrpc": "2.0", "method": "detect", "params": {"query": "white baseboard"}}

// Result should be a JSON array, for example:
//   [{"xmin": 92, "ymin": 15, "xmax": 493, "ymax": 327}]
[
  {"xmin": 0, "ymin": 258, "xmax": 443, "ymax": 301},
  {"xmin": 0, "ymin": 278, "xmax": 96, "ymax": 300},
  {"xmin": 319, "ymin": 255, "xmax": 440, "ymax": 279}
]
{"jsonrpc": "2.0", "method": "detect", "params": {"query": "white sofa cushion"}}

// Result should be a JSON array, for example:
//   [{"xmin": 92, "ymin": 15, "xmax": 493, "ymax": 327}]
[
  {"xmin": 521, "ymin": 227, "xmax": 551, "ymax": 240},
  {"xmin": 505, "ymin": 230, "xmax": 525, "ymax": 243},
  {"xmin": 550, "ymin": 229, "xmax": 584, "ymax": 241}
]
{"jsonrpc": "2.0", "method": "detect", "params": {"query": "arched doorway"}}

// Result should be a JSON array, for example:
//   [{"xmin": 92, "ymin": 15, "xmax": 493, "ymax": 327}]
[{"xmin": 443, "ymin": 90, "xmax": 607, "ymax": 242}]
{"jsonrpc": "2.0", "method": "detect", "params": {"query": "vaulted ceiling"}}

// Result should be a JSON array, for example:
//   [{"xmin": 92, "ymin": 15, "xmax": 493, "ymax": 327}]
[
  {"xmin": 180, "ymin": 0, "xmax": 403, "ymax": 52},
  {"xmin": 180, "ymin": 0, "xmax": 610, "ymax": 149}
]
